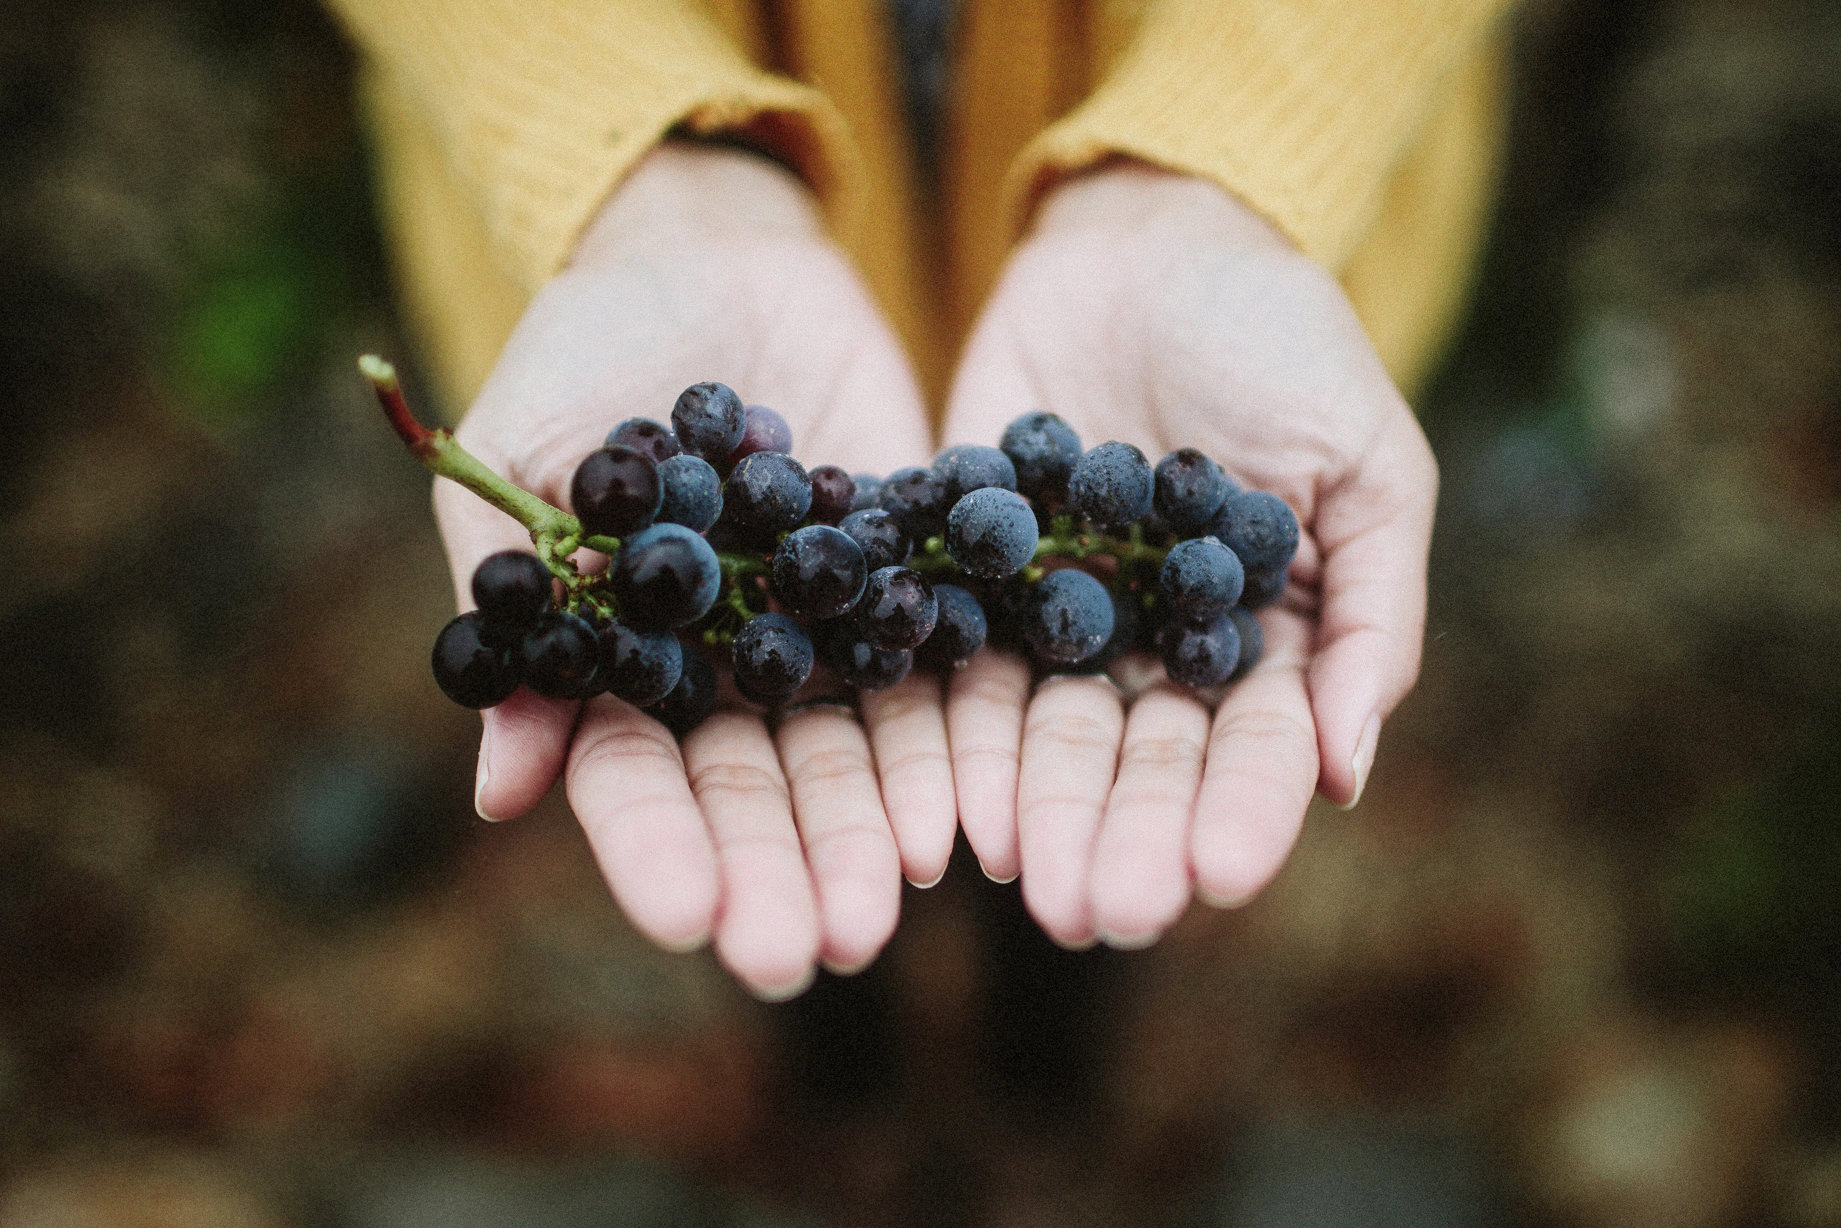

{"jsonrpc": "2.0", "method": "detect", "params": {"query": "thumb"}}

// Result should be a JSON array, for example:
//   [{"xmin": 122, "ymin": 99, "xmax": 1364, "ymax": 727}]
[
  {"xmin": 1306, "ymin": 413, "xmax": 1438, "ymax": 807},
  {"xmin": 432, "ymin": 462, "xmax": 577, "ymax": 823}
]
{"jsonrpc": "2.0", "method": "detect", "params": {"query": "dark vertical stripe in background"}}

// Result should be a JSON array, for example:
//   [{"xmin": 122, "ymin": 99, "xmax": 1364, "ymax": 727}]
[{"xmin": 890, "ymin": 0, "xmax": 958, "ymax": 193}]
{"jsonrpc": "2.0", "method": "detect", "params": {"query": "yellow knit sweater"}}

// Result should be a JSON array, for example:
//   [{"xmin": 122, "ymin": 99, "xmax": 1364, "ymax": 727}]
[{"xmin": 326, "ymin": 0, "xmax": 1515, "ymax": 412}]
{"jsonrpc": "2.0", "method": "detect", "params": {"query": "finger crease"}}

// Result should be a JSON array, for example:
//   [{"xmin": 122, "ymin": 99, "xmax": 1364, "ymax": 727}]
[{"xmin": 691, "ymin": 762, "xmax": 790, "ymax": 806}]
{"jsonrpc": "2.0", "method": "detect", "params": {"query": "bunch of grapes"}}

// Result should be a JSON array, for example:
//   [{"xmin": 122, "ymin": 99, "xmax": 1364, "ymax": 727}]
[{"xmin": 385, "ymin": 364, "xmax": 1298, "ymax": 739}]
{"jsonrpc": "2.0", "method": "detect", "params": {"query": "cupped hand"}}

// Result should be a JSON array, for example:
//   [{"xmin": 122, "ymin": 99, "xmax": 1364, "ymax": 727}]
[
  {"xmin": 435, "ymin": 143, "xmax": 954, "ymax": 998},
  {"xmin": 941, "ymin": 163, "xmax": 1438, "ymax": 948}
]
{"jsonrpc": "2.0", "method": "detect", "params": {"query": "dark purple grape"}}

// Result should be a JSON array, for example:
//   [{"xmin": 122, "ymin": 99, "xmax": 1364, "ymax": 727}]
[
  {"xmin": 1000, "ymin": 411, "xmax": 1082, "ymax": 503},
  {"xmin": 610, "ymin": 523, "xmax": 723, "ymax": 630},
  {"xmin": 858, "ymin": 566, "xmax": 937, "ymax": 651},
  {"xmin": 571, "ymin": 445, "xmax": 661, "ymax": 538},
  {"xmin": 933, "ymin": 443, "xmax": 1017, "ymax": 501},
  {"xmin": 1131, "ymin": 587, "xmax": 1169, "ymax": 652},
  {"xmin": 1139, "ymin": 510, "xmax": 1179, "ymax": 549},
  {"xmin": 1065, "ymin": 588, "xmax": 1143, "ymax": 676},
  {"xmin": 731, "ymin": 612, "xmax": 814, "ymax": 705},
  {"xmin": 1209, "ymin": 490, "xmax": 1300, "ymax": 573},
  {"xmin": 606, "ymin": 418, "xmax": 681, "ymax": 463},
  {"xmin": 1160, "ymin": 536, "xmax": 1245, "ymax": 621},
  {"xmin": 1227, "ymin": 608, "xmax": 1262, "ymax": 680},
  {"xmin": 771, "ymin": 525, "xmax": 867, "ymax": 619},
  {"xmin": 1161, "ymin": 614, "xmax": 1242, "ymax": 689},
  {"xmin": 876, "ymin": 466, "xmax": 950, "ymax": 540},
  {"xmin": 730, "ymin": 404, "xmax": 793, "ymax": 464},
  {"xmin": 646, "ymin": 646, "xmax": 718, "ymax": 736},
  {"xmin": 519, "ymin": 610, "xmax": 601, "ymax": 698},
  {"xmin": 471, "ymin": 551, "xmax": 552, "ymax": 632},
  {"xmin": 945, "ymin": 487, "xmax": 1038, "ymax": 578},
  {"xmin": 1024, "ymin": 568, "xmax": 1114, "ymax": 665},
  {"xmin": 723, "ymin": 451, "xmax": 812, "ymax": 539},
  {"xmin": 1238, "ymin": 564, "xmax": 1287, "ymax": 610},
  {"xmin": 671, "ymin": 382, "xmax": 747, "ymax": 464},
  {"xmin": 432, "ymin": 612, "xmax": 520, "ymax": 708},
  {"xmin": 655, "ymin": 453, "xmax": 723, "ymax": 532},
  {"xmin": 1069, "ymin": 441, "xmax": 1154, "ymax": 531},
  {"xmin": 850, "ymin": 473, "xmax": 884, "ymax": 511},
  {"xmin": 806, "ymin": 465, "xmax": 856, "ymax": 525},
  {"xmin": 971, "ymin": 574, "xmax": 1036, "ymax": 651},
  {"xmin": 1153, "ymin": 448, "xmax": 1235, "ymax": 536},
  {"xmin": 830, "ymin": 637, "xmax": 912, "ymax": 690},
  {"xmin": 597, "ymin": 619, "xmax": 684, "ymax": 707},
  {"xmin": 838, "ymin": 508, "xmax": 911, "ymax": 572},
  {"xmin": 916, "ymin": 584, "xmax": 986, "ymax": 670}
]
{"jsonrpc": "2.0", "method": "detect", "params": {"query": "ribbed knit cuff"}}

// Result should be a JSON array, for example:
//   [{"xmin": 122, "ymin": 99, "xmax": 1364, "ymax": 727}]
[
  {"xmin": 326, "ymin": 0, "xmax": 860, "ymax": 290},
  {"xmin": 1005, "ymin": 0, "xmax": 1514, "ymax": 270}
]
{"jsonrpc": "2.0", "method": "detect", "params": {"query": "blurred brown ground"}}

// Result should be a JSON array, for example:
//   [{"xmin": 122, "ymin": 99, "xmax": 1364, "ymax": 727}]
[{"xmin": 0, "ymin": 1, "xmax": 1838, "ymax": 1225}]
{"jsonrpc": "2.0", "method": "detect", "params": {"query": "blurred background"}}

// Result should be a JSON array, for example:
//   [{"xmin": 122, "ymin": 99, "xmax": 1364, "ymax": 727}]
[{"xmin": 1, "ymin": 0, "xmax": 1839, "ymax": 1224}]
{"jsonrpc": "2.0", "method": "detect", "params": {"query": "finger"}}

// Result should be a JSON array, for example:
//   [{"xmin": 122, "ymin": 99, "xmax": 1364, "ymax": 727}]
[
  {"xmin": 1190, "ymin": 614, "xmax": 1319, "ymax": 908},
  {"xmin": 433, "ymin": 473, "xmax": 572, "ymax": 822},
  {"xmin": 1016, "ymin": 675, "xmax": 1125, "ymax": 948},
  {"xmin": 683, "ymin": 710, "xmax": 821, "ymax": 1000},
  {"xmin": 1088, "ymin": 684, "xmax": 1211, "ymax": 947},
  {"xmin": 1308, "ymin": 415, "xmax": 1438, "ymax": 806},
  {"xmin": 775, "ymin": 705, "xmax": 903, "ymax": 975},
  {"xmin": 475, "ymin": 691, "xmax": 576, "ymax": 821},
  {"xmin": 859, "ymin": 675, "xmax": 957, "ymax": 887},
  {"xmin": 946, "ymin": 650, "xmax": 1032, "ymax": 880},
  {"xmin": 567, "ymin": 696, "xmax": 721, "ymax": 953}
]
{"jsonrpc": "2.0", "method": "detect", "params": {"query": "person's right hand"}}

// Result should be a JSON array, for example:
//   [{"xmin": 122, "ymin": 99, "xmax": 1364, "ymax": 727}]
[{"xmin": 435, "ymin": 143, "xmax": 954, "ymax": 1000}]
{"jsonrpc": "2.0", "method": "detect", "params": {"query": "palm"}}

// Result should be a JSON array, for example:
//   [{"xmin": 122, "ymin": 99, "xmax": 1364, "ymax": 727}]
[{"xmin": 941, "ymin": 166, "xmax": 1436, "ymax": 947}]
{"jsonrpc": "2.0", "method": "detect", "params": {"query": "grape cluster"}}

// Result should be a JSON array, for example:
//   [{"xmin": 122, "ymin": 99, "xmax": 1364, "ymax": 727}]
[{"xmin": 429, "ymin": 382, "xmax": 1299, "ymax": 737}]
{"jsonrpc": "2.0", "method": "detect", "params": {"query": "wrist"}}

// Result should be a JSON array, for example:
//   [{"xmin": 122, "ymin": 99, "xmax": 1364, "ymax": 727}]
[
  {"xmin": 571, "ymin": 140, "xmax": 827, "ymax": 268},
  {"xmin": 1031, "ymin": 160, "xmax": 1299, "ymax": 258}
]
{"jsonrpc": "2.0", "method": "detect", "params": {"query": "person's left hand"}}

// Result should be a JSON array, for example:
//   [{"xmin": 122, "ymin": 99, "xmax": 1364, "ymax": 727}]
[{"xmin": 938, "ymin": 163, "xmax": 1439, "ymax": 949}]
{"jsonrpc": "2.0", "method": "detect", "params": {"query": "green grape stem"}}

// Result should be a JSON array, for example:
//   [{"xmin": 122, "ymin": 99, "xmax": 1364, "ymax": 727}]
[
  {"xmin": 367, "ymin": 351, "xmax": 1175, "ymax": 619},
  {"xmin": 362, "ymin": 355, "xmax": 591, "ymax": 588}
]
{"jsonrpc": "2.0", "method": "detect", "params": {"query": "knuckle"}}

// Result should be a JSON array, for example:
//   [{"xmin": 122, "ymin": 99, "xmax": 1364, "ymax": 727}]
[
  {"xmin": 952, "ymin": 660, "xmax": 1030, "ymax": 709},
  {"xmin": 953, "ymin": 742, "xmax": 1020, "ymax": 771},
  {"xmin": 571, "ymin": 723, "xmax": 682, "ymax": 775},
  {"xmin": 786, "ymin": 745, "xmax": 872, "ymax": 788},
  {"xmin": 690, "ymin": 761, "xmax": 789, "ymax": 807},
  {"xmin": 875, "ymin": 745, "xmax": 950, "ymax": 781},
  {"xmin": 1213, "ymin": 707, "xmax": 1312, "ymax": 751},
  {"xmin": 1025, "ymin": 710, "xmax": 1121, "ymax": 755},
  {"xmin": 864, "ymin": 682, "xmax": 939, "ymax": 725},
  {"xmin": 1118, "ymin": 734, "xmax": 1205, "ymax": 774}
]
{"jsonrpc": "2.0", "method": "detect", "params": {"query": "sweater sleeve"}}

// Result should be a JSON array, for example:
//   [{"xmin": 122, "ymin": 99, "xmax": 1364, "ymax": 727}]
[
  {"xmin": 323, "ymin": 0, "xmax": 861, "ymax": 292},
  {"xmin": 1008, "ymin": 0, "xmax": 1518, "ymax": 272}
]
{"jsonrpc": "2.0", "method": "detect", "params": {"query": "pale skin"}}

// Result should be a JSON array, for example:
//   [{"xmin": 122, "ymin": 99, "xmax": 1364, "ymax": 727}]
[{"xmin": 436, "ymin": 142, "xmax": 1436, "ymax": 993}]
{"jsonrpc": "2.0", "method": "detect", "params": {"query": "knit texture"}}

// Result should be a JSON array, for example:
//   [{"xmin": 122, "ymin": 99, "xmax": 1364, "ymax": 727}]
[
  {"xmin": 1010, "ymin": 0, "xmax": 1516, "ymax": 271},
  {"xmin": 324, "ymin": 0, "xmax": 860, "ymax": 292}
]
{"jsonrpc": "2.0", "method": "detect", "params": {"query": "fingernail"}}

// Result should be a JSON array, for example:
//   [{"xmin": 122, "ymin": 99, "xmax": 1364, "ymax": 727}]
[
  {"xmin": 1340, "ymin": 713, "xmax": 1382, "ymax": 811},
  {"xmin": 474, "ymin": 725, "xmax": 499, "ymax": 822},
  {"xmin": 1097, "ymin": 926, "xmax": 1162, "ymax": 951},
  {"xmin": 906, "ymin": 867, "xmax": 946, "ymax": 889},
  {"xmin": 1197, "ymin": 884, "xmax": 1256, "ymax": 909},
  {"xmin": 751, "ymin": 964, "xmax": 816, "ymax": 1003},
  {"xmin": 820, "ymin": 953, "xmax": 876, "ymax": 977},
  {"xmin": 659, "ymin": 927, "xmax": 711, "ymax": 955},
  {"xmin": 979, "ymin": 861, "xmax": 1019, "ymax": 885}
]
